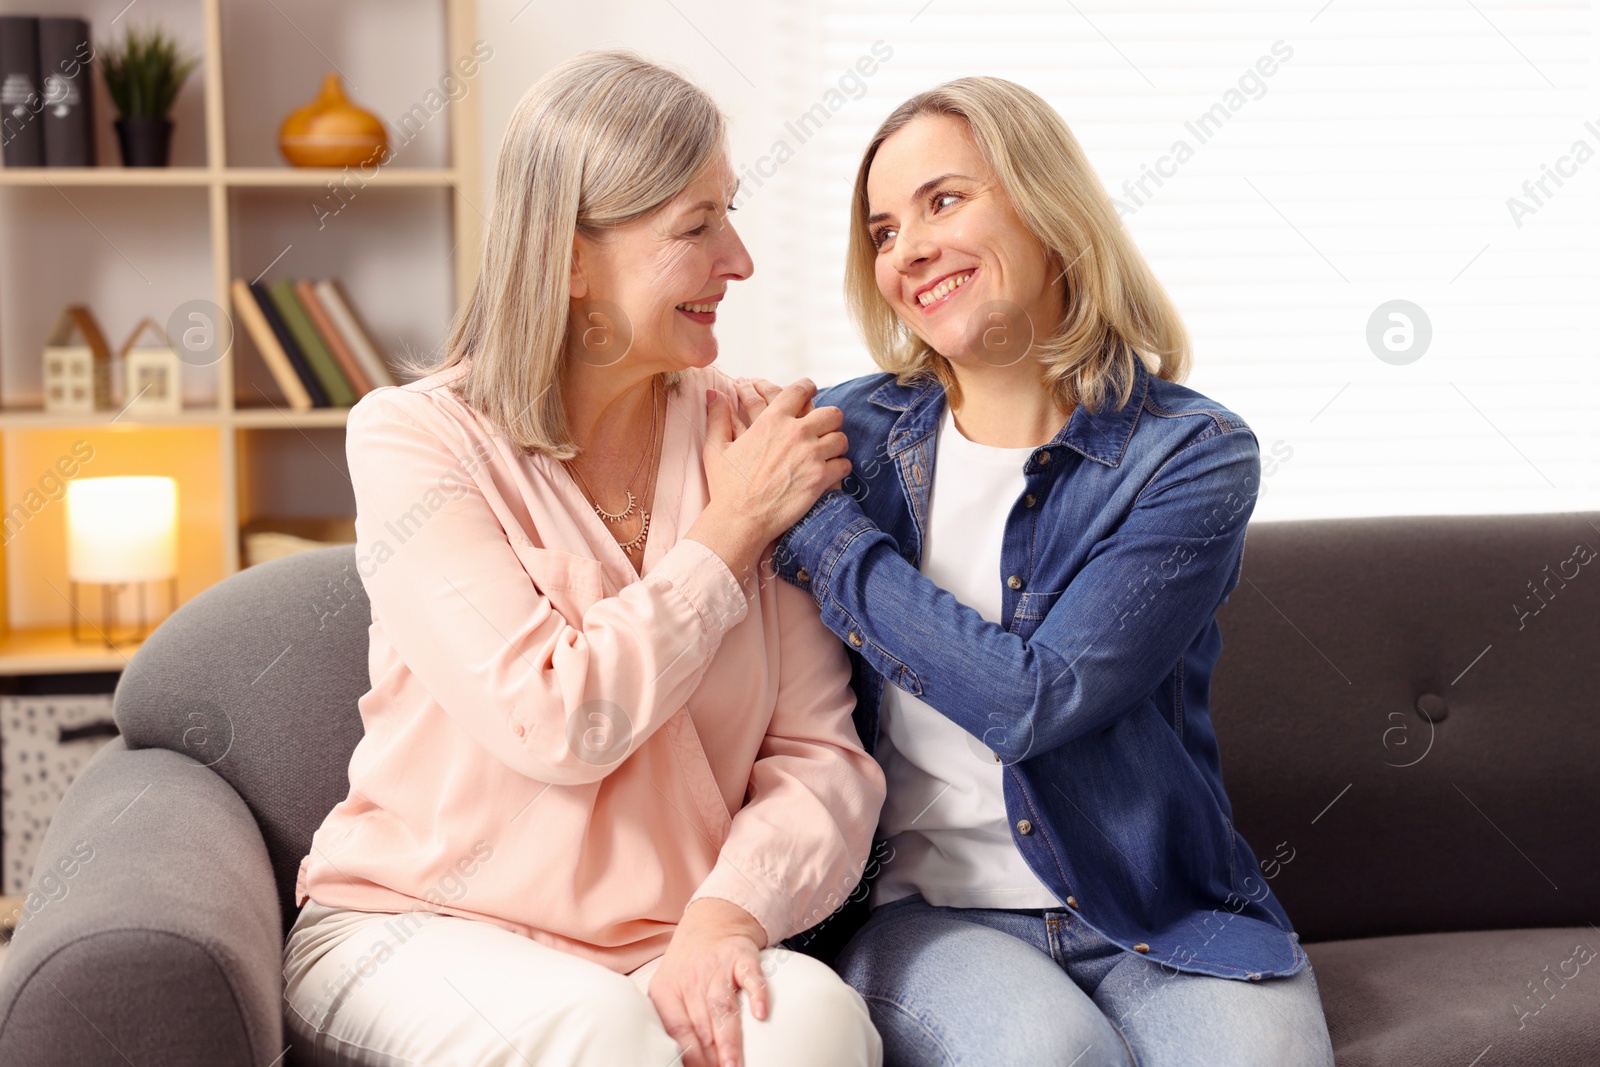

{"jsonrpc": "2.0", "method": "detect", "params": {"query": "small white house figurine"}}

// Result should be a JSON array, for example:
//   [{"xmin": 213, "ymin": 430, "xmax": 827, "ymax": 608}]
[
  {"xmin": 42, "ymin": 305, "xmax": 113, "ymax": 414},
  {"xmin": 119, "ymin": 317, "xmax": 183, "ymax": 416}
]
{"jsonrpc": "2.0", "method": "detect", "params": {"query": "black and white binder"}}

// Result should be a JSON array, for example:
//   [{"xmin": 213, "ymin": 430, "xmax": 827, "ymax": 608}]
[
  {"xmin": 0, "ymin": 16, "xmax": 45, "ymax": 168},
  {"xmin": 39, "ymin": 17, "xmax": 96, "ymax": 167}
]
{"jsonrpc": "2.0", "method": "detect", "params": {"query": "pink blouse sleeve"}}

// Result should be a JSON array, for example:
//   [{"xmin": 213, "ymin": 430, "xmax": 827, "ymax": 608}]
[
  {"xmin": 688, "ymin": 569, "xmax": 887, "ymax": 945},
  {"xmin": 346, "ymin": 389, "xmax": 752, "ymax": 786}
]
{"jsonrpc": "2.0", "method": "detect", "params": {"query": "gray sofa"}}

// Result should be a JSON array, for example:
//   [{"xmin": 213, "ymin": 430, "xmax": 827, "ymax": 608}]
[{"xmin": 0, "ymin": 512, "xmax": 1596, "ymax": 1066}]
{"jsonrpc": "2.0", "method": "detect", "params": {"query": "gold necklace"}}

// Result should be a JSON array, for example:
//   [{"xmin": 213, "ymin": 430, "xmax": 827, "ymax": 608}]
[{"xmin": 565, "ymin": 379, "xmax": 662, "ymax": 556}]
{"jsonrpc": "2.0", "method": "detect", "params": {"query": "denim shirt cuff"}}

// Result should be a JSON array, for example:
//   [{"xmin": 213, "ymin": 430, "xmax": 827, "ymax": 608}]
[{"xmin": 772, "ymin": 489, "xmax": 864, "ymax": 603}]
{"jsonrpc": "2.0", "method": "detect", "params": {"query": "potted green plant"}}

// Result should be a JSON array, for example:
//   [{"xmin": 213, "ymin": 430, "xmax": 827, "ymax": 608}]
[{"xmin": 99, "ymin": 27, "xmax": 200, "ymax": 167}]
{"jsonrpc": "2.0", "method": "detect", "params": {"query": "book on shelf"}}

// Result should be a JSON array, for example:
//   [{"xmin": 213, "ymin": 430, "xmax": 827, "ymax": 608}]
[
  {"xmin": 0, "ymin": 15, "xmax": 95, "ymax": 168},
  {"xmin": 37, "ymin": 18, "xmax": 94, "ymax": 167},
  {"xmin": 234, "ymin": 277, "xmax": 405, "ymax": 410},
  {"xmin": 244, "ymin": 280, "xmax": 330, "ymax": 408},
  {"xmin": 230, "ymin": 278, "xmax": 314, "ymax": 410},
  {"xmin": 315, "ymin": 279, "xmax": 399, "ymax": 388},
  {"xmin": 0, "ymin": 16, "xmax": 44, "ymax": 167},
  {"xmin": 265, "ymin": 278, "xmax": 358, "ymax": 407},
  {"xmin": 296, "ymin": 280, "xmax": 373, "ymax": 394}
]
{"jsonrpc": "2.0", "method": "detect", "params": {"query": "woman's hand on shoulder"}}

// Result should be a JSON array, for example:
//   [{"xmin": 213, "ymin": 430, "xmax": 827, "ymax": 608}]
[
  {"xmin": 733, "ymin": 376, "xmax": 812, "ymax": 420},
  {"xmin": 736, "ymin": 377, "xmax": 847, "ymax": 496},
  {"xmin": 647, "ymin": 896, "xmax": 770, "ymax": 1067},
  {"xmin": 687, "ymin": 378, "xmax": 850, "ymax": 579}
]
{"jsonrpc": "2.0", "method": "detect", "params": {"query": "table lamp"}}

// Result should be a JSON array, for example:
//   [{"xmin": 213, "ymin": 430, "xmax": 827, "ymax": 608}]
[{"xmin": 65, "ymin": 476, "xmax": 178, "ymax": 647}]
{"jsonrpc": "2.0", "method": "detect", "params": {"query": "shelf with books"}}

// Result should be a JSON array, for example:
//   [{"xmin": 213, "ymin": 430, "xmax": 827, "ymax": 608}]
[
  {"xmin": 229, "ymin": 271, "xmax": 409, "ymax": 413},
  {"xmin": 0, "ymin": 0, "xmax": 480, "ymax": 674},
  {"xmin": 228, "ymin": 184, "xmax": 448, "ymax": 411}
]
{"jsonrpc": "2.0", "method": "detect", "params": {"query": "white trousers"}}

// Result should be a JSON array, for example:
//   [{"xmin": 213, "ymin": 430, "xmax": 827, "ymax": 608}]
[{"xmin": 282, "ymin": 899, "xmax": 882, "ymax": 1067}]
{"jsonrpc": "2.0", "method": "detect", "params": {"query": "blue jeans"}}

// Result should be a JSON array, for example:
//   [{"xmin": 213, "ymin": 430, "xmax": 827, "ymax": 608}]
[{"xmin": 836, "ymin": 894, "xmax": 1335, "ymax": 1067}]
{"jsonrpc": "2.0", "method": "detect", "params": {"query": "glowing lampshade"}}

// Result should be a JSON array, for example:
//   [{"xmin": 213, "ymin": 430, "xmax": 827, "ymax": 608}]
[{"xmin": 66, "ymin": 476, "xmax": 178, "ymax": 583}]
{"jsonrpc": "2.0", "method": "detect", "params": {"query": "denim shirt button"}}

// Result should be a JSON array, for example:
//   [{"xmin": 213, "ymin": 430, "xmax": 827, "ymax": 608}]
[
  {"xmin": 848, "ymin": 631, "xmax": 864, "ymax": 648},
  {"xmin": 1007, "ymin": 575, "xmax": 1024, "ymax": 591},
  {"xmin": 1065, "ymin": 895, "xmax": 1080, "ymax": 910},
  {"xmin": 1015, "ymin": 819, "xmax": 1034, "ymax": 835},
  {"xmin": 795, "ymin": 566, "xmax": 811, "ymax": 585},
  {"xmin": 1035, "ymin": 450, "xmax": 1052, "ymax": 466},
  {"xmin": 1022, "ymin": 493, "xmax": 1036, "ymax": 507},
  {"xmin": 1133, "ymin": 942, "xmax": 1151, "ymax": 954}
]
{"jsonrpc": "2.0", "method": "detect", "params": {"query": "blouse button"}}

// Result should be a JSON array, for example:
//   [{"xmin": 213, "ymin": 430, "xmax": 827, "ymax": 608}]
[
  {"xmin": 1016, "ymin": 819, "xmax": 1034, "ymax": 835},
  {"xmin": 512, "ymin": 723, "xmax": 526, "ymax": 737},
  {"xmin": 1007, "ymin": 575, "xmax": 1024, "ymax": 591},
  {"xmin": 795, "ymin": 566, "xmax": 811, "ymax": 585},
  {"xmin": 1133, "ymin": 942, "xmax": 1151, "ymax": 954},
  {"xmin": 848, "ymin": 631, "xmax": 864, "ymax": 648}
]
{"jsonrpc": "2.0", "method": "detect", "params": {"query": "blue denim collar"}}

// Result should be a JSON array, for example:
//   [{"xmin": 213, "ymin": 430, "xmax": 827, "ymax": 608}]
[{"xmin": 866, "ymin": 355, "xmax": 1151, "ymax": 469}]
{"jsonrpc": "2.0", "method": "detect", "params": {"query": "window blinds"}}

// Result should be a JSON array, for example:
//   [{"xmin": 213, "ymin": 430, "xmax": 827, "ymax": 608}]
[{"xmin": 779, "ymin": 0, "xmax": 1596, "ymax": 519}]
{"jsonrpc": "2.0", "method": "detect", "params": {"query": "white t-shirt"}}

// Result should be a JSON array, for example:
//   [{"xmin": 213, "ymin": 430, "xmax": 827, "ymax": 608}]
[{"xmin": 870, "ymin": 404, "xmax": 1061, "ymax": 910}]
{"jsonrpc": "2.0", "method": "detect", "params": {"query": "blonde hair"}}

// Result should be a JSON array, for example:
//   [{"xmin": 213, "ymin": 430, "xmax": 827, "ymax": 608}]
[
  {"xmin": 413, "ymin": 50, "xmax": 726, "ymax": 458},
  {"xmin": 845, "ymin": 76, "xmax": 1191, "ymax": 414}
]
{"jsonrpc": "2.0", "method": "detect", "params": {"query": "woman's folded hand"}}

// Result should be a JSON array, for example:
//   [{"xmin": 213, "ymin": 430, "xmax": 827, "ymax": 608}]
[{"xmin": 647, "ymin": 897, "xmax": 771, "ymax": 1067}]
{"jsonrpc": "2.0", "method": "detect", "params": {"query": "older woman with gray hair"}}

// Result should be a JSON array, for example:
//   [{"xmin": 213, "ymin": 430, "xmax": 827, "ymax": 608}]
[{"xmin": 281, "ymin": 51, "xmax": 884, "ymax": 1067}]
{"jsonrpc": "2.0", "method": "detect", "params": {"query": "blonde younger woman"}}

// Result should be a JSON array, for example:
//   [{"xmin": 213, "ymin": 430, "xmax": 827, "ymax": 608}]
[
  {"xmin": 282, "ymin": 52, "xmax": 884, "ymax": 1067},
  {"xmin": 750, "ymin": 77, "xmax": 1337, "ymax": 1066}
]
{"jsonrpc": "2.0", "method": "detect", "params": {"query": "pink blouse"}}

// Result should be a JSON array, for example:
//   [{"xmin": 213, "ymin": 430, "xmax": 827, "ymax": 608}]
[{"xmin": 294, "ymin": 360, "xmax": 885, "ymax": 974}]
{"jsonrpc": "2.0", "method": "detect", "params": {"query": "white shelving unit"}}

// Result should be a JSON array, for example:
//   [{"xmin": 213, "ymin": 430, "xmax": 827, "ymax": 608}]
[{"xmin": 0, "ymin": 0, "xmax": 483, "ymax": 673}]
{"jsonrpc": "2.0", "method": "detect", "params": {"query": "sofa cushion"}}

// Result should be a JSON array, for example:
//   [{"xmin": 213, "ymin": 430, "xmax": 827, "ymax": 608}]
[
  {"xmin": 1307, "ymin": 927, "xmax": 1600, "ymax": 1066},
  {"xmin": 1211, "ymin": 512, "xmax": 1600, "ymax": 943}
]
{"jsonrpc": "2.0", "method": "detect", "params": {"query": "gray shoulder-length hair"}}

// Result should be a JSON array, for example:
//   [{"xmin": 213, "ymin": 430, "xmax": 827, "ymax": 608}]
[
  {"xmin": 410, "ymin": 50, "xmax": 726, "ymax": 459},
  {"xmin": 846, "ymin": 76, "xmax": 1191, "ymax": 414}
]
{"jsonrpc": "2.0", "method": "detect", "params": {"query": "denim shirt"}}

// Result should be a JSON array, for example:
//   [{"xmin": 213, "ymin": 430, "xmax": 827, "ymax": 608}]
[{"xmin": 771, "ymin": 358, "xmax": 1306, "ymax": 981}]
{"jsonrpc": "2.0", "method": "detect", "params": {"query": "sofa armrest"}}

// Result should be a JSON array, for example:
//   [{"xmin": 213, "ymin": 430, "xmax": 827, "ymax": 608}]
[{"xmin": 0, "ymin": 737, "xmax": 284, "ymax": 1067}]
